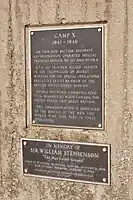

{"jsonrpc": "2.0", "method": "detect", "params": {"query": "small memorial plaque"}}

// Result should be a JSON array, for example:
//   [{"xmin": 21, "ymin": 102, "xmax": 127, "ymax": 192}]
[
  {"xmin": 21, "ymin": 139, "xmax": 110, "ymax": 185},
  {"xmin": 27, "ymin": 25, "xmax": 105, "ymax": 129}
]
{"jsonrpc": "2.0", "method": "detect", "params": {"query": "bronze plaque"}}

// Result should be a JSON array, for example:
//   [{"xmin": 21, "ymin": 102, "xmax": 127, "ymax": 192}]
[
  {"xmin": 22, "ymin": 139, "xmax": 110, "ymax": 185},
  {"xmin": 27, "ymin": 25, "xmax": 104, "ymax": 129}
]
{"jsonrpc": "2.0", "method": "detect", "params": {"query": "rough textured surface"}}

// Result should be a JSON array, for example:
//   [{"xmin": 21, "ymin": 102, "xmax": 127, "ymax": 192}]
[{"xmin": 0, "ymin": 0, "xmax": 133, "ymax": 199}]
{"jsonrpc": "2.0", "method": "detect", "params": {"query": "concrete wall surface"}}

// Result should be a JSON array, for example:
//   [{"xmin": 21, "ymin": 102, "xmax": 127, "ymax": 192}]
[{"xmin": 0, "ymin": 0, "xmax": 133, "ymax": 199}]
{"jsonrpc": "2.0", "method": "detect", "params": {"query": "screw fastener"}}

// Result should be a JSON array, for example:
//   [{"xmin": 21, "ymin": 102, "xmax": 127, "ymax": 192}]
[
  {"xmin": 98, "ymin": 124, "xmax": 102, "ymax": 128},
  {"xmin": 98, "ymin": 28, "xmax": 102, "ymax": 32},
  {"xmin": 23, "ymin": 141, "xmax": 27, "ymax": 146},
  {"xmin": 102, "ymin": 178, "xmax": 106, "ymax": 182},
  {"xmin": 24, "ymin": 169, "xmax": 28, "ymax": 173},
  {"xmin": 31, "ymin": 32, "xmax": 34, "ymax": 35},
  {"xmin": 102, "ymin": 147, "xmax": 107, "ymax": 152}
]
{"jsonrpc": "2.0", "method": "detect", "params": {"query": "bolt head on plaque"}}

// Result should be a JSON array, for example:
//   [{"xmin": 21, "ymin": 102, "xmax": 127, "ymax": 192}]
[
  {"xmin": 98, "ymin": 28, "xmax": 102, "ymax": 32},
  {"xmin": 98, "ymin": 124, "xmax": 102, "ymax": 128},
  {"xmin": 23, "ymin": 141, "xmax": 27, "ymax": 146},
  {"xmin": 31, "ymin": 32, "xmax": 34, "ymax": 35},
  {"xmin": 102, "ymin": 178, "xmax": 107, "ymax": 182},
  {"xmin": 102, "ymin": 147, "xmax": 107, "ymax": 152},
  {"xmin": 24, "ymin": 168, "xmax": 28, "ymax": 173}
]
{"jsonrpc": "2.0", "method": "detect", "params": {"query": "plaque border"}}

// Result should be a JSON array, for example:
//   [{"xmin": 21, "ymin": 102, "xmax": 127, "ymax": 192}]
[
  {"xmin": 21, "ymin": 138, "xmax": 111, "ymax": 186},
  {"xmin": 26, "ymin": 24, "xmax": 105, "ymax": 130}
]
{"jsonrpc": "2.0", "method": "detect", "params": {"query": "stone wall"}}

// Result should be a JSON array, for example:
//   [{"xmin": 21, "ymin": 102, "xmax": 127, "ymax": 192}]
[{"xmin": 0, "ymin": 0, "xmax": 133, "ymax": 199}]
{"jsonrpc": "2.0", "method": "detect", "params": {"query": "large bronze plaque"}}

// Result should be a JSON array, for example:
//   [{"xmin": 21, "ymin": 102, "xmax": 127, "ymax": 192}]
[
  {"xmin": 21, "ymin": 139, "xmax": 110, "ymax": 185},
  {"xmin": 27, "ymin": 25, "xmax": 104, "ymax": 129}
]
